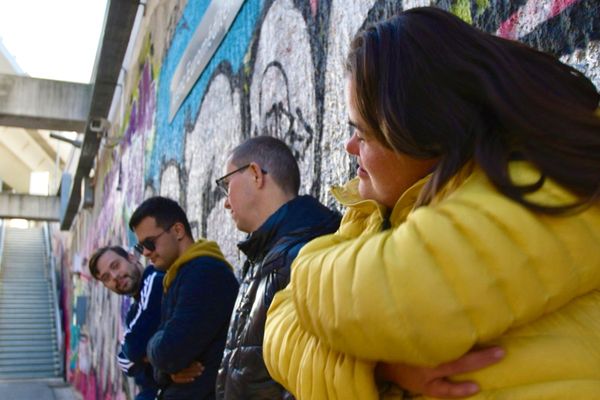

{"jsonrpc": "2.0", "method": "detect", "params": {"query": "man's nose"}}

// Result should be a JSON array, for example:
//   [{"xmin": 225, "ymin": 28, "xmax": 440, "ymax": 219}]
[
  {"xmin": 110, "ymin": 270, "xmax": 119, "ymax": 282},
  {"xmin": 224, "ymin": 196, "xmax": 231, "ymax": 209}
]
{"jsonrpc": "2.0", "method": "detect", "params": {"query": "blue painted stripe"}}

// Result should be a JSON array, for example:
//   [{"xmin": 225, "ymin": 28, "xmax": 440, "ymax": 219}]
[{"xmin": 149, "ymin": 0, "xmax": 264, "ymax": 186}]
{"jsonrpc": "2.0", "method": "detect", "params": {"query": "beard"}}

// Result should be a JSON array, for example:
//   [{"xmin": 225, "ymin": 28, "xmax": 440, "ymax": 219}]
[{"xmin": 116, "ymin": 266, "xmax": 142, "ymax": 296}]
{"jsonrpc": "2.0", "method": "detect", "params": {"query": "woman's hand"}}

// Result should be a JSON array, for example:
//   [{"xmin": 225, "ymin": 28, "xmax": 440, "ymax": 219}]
[{"xmin": 376, "ymin": 347, "xmax": 505, "ymax": 398}]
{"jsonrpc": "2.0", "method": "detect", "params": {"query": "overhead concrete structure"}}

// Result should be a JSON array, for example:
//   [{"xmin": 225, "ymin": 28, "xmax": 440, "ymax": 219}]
[
  {"xmin": 0, "ymin": 0, "xmax": 139, "ymax": 227},
  {"xmin": 60, "ymin": 0, "xmax": 141, "ymax": 230},
  {"xmin": 0, "ymin": 192, "xmax": 59, "ymax": 221},
  {"xmin": 0, "ymin": 40, "xmax": 75, "ymax": 194},
  {"xmin": 0, "ymin": 74, "xmax": 92, "ymax": 132}
]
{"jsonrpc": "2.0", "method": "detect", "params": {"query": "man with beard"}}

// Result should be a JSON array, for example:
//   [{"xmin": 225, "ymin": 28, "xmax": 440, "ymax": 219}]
[{"xmin": 89, "ymin": 246, "xmax": 164, "ymax": 400}]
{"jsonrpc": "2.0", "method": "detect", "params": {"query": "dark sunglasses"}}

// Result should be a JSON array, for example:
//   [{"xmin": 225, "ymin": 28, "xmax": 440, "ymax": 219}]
[
  {"xmin": 134, "ymin": 224, "xmax": 174, "ymax": 254},
  {"xmin": 215, "ymin": 164, "xmax": 267, "ymax": 197}
]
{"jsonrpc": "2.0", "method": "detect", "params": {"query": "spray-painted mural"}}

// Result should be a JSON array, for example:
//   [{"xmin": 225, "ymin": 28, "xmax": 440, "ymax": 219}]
[{"xmin": 58, "ymin": 0, "xmax": 600, "ymax": 398}]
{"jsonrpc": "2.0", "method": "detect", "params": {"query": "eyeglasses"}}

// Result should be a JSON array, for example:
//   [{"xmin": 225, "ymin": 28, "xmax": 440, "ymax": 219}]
[
  {"xmin": 134, "ymin": 224, "xmax": 174, "ymax": 254},
  {"xmin": 215, "ymin": 164, "xmax": 267, "ymax": 197}
]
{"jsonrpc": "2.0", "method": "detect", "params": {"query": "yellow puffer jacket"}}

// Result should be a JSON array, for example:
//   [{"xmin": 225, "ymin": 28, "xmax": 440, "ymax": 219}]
[{"xmin": 263, "ymin": 162, "xmax": 600, "ymax": 399}]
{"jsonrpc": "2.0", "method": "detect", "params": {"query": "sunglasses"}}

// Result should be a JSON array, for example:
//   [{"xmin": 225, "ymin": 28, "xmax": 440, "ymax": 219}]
[
  {"xmin": 215, "ymin": 164, "xmax": 267, "ymax": 197},
  {"xmin": 134, "ymin": 224, "xmax": 174, "ymax": 254}
]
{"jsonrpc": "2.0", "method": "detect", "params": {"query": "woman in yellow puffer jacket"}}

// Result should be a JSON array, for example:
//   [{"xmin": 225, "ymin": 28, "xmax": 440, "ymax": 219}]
[{"xmin": 263, "ymin": 7, "xmax": 600, "ymax": 400}]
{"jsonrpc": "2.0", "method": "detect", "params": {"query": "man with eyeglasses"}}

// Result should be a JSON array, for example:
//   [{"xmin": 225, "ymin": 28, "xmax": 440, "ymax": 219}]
[
  {"xmin": 88, "ymin": 246, "xmax": 164, "ymax": 400},
  {"xmin": 206, "ymin": 136, "xmax": 341, "ymax": 400},
  {"xmin": 129, "ymin": 196, "xmax": 239, "ymax": 400}
]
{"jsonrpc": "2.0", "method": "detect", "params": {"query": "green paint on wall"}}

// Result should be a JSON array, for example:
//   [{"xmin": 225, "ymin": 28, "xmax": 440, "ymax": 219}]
[
  {"xmin": 452, "ymin": 0, "xmax": 473, "ymax": 24},
  {"xmin": 475, "ymin": 0, "xmax": 490, "ymax": 16}
]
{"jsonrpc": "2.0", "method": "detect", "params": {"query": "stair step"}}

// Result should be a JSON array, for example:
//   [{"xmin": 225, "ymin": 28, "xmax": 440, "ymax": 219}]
[
  {"xmin": 0, "ymin": 324, "xmax": 55, "ymax": 329},
  {"xmin": 0, "ymin": 325, "xmax": 55, "ymax": 332},
  {"xmin": 0, "ymin": 364, "xmax": 60, "ymax": 374},
  {"xmin": 0, "ymin": 311, "xmax": 53, "ymax": 316},
  {"xmin": 0, "ymin": 334, "xmax": 56, "ymax": 342},
  {"xmin": 0, "ymin": 353, "xmax": 58, "ymax": 361},
  {"xmin": 0, "ymin": 297, "xmax": 52, "ymax": 303},
  {"xmin": 0, "ymin": 227, "xmax": 61, "ymax": 379},
  {"xmin": 0, "ymin": 316, "xmax": 53, "ymax": 323},
  {"xmin": 0, "ymin": 294, "xmax": 51, "ymax": 300},
  {"xmin": 0, "ymin": 371, "xmax": 61, "ymax": 380},
  {"xmin": 0, "ymin": 307, "xmax": 54, "ymax": 314},
  {"xmin": 0, "ymin": 354, "xmax": 59, "ymax": 363},
  {"xmin": 0, "ymin": 299, "xmax": 52, "ymax": 305},
  {"xmin": 0, "ymin": 342, "xmax": 58, "ymax": 351}
]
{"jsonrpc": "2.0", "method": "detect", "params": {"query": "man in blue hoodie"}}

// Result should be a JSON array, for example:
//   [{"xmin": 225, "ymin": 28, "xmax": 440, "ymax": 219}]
[
  {"xmin": 89, "ymin": 246, "xmax": 163, "ymax": 400},
  {"xmin": 129, "ymin": 196, "xmax": 239, "ymax": 400}
]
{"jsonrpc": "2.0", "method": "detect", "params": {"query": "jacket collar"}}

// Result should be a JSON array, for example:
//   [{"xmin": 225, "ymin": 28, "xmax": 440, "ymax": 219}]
[
  {"xmin": 238, "ymin": 197, "xmax": 299, "ymax": 263},
  {"xmin": 331, "ymin": 162, "xmax": 475, "ymax": 227},
  {"xmin": 331, "ymin": 175, "xmax": 431, "ymax": 226},
  {"xmin": 163, "ymin": 239, "xmax": 231, "ymax": 292},
  {"xmin": 238, "ymin": 195, "xmax": 339, "ymax": 263}
]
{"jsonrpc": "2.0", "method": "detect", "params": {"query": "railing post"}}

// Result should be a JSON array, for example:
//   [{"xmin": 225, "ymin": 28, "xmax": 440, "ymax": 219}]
[
  {"xmin": 0, "ymin": 219, "xmax": 5, "ymax": 274},
  {"xmin": 43, "ymin": 222, "xmax": 65, "ymax": 378}
]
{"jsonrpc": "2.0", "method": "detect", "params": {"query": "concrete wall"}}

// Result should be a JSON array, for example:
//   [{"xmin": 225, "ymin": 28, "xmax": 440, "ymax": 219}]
[{"xmin": 56, "ymin": 0, "xmax": 600, "ymax": 398}]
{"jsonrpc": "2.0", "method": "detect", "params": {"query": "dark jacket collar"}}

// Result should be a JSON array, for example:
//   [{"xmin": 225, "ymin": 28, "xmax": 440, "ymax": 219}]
[{"xmin": 237, "ymin": 195, "xmax": 338, "ymax": 263}]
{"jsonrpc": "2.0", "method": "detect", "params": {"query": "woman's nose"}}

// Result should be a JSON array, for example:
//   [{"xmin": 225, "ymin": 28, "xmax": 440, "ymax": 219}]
[{"xmin": 345, "ymin": 132, "xmax": 359, "ymax": 155}]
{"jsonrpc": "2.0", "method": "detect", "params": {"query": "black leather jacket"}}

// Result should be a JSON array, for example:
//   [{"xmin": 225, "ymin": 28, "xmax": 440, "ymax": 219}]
[{"xmin": 216, "ymin": 195, "xmax": 341, "ymax": 400}]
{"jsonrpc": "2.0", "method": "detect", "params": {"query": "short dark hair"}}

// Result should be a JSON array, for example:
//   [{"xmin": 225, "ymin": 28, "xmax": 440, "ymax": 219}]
[
  {"xmin": 346, "ymin": 7, "xmax": 600, "ymax": 213},
  {"xmin": 89, "ymin": 246, "xmax": 129, "ymax": 279},
  {"xmin": 129, "ymin": 196, "xmax": 193, "ymax": 238},
  {"xmin": 230, "ymin": 136, "xmax": 300, "ymax": 195}
]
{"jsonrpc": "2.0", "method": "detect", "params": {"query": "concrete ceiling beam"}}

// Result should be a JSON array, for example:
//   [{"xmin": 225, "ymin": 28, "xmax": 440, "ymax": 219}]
[
  {"xmin": 0, "ymin": 74, "xmax": 92, "ymax": 132},
  {"xmin": 0, "ymin": 192, "xmax": 59, "ymax": 221}
]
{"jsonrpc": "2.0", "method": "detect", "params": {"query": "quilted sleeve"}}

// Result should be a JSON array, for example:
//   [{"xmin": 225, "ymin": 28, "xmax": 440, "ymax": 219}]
[
  {"xmin": 263, "ymin": 283, "xmax": 381, "ymax": 400},
  {"xmin": 290, "ymin": 184, "xmax": 600, "ymax": 366}
]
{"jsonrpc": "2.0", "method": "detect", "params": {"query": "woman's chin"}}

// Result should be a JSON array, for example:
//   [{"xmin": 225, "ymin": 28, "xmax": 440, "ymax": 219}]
[{"xmin": 357, "ymin": 181, "xmax": 374, "ymax": 201}]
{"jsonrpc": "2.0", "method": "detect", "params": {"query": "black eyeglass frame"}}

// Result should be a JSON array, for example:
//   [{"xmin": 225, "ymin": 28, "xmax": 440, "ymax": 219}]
[
  {"xmin": 215, "ymin": 163, "xmax": 267, "ymax": 197},
  {"xmin": 134, "ymin": 223, "xmax": 175, "ymax": 254}
]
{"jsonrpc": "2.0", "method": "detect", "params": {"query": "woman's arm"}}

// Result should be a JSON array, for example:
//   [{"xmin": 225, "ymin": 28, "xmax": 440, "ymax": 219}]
[{"xmin": 291, "ymin": 181, "xmax": 600, "ymax": 365}]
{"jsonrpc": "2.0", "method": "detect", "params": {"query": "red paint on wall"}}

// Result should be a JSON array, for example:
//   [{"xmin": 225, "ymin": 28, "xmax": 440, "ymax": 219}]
[
  {"xmin": 497, "ymin": 11, "xmax": 520, "ymax": 39},
  {"xmin": 497, "ymin": 0, "xmax": 581, "ymax": 39}
]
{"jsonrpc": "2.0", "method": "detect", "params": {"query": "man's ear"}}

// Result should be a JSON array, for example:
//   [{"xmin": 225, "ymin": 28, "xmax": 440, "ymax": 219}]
[
  {"xmin": 173, "ymin": 222, "xmax": 187, "ymax": 240},
  {"xmin": 249, "ymin": 162, "xmax": 266, "ymax": 187}
]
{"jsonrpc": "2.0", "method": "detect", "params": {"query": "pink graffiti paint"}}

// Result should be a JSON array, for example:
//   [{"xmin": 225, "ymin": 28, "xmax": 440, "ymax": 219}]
[
  {"xmin": 497, "ymin": 0, "xmax": 580, "ymax": 39},
  {"xmin": 550, "ymin": 0, "xmax": 579, "ymax": 17},
  {"xmin": 310, "ymin": 0, "xmax": 318, "ymax": 17}
]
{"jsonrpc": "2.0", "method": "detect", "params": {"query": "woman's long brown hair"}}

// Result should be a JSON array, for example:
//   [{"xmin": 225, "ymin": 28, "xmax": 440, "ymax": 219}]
[{"xmin": 346, "ymin": 7, "xmax": 600, "ymax": 213}]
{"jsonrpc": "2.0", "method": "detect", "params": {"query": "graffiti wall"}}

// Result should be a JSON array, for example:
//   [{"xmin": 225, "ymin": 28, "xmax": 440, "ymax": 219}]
[{"xmin": 60, "ymin": 0, "xmax": 600, "ymax": 398}]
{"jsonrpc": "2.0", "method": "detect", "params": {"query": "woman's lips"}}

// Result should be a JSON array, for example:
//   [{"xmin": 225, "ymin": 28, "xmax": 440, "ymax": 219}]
[{"xmin": 357, "ymin": 165, "xmax": 369, "ymax": 178}]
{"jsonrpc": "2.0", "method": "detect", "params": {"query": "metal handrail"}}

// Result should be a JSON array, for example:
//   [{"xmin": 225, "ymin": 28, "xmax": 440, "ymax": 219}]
[
  {"xmin": 43, "ymin": 222, "xmax": 65, "ymax": 377},
  {"xmin": 0, "ymin": 219, "xmax": 5, "ymax": 274}
]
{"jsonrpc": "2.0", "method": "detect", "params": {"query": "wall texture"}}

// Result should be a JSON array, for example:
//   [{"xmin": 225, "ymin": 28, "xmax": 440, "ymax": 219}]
[{"xmin": 58, "ymin": 0, "xmax": 600, "ymax": 398}]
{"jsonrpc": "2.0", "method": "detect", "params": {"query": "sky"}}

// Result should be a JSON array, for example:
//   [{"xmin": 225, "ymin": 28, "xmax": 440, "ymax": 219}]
[{"xmin": 0, "ymin": 0, "xmax": 108, "ymax": 83}]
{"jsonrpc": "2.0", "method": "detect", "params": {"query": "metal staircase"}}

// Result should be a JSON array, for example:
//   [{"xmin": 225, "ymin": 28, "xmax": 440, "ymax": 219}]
[{"xmin": 0, "ymin": 226, "xmax": 62, "ymax": 379}]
